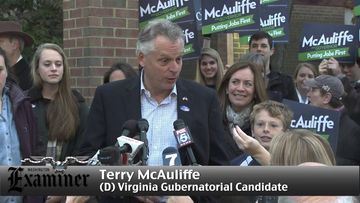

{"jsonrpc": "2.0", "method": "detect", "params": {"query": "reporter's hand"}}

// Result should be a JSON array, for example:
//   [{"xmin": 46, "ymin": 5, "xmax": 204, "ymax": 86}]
[
  {"xmin": 231, "ymin": 126, "xmax": 270, "ymax": 165},
  {"xmin": 231, "ymin": 125, "xmax": 261, "ymax": 154}
]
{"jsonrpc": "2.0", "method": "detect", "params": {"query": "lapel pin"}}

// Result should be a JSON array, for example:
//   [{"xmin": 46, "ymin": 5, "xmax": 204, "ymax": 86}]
[
  {"xmin": 180, "ymin": 105, "xmax": 190, "ymax": 112},
  {"xmin": 182, "ymin": 97, "xmax": 188, "ymax": 101}
]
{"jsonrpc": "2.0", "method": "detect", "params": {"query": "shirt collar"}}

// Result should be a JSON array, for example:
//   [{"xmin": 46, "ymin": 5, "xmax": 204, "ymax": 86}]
[
  {"xmin": 2, "ymin": 86, "xmax": 9, "ymax": 97},
  {"xmin": 16, "ymin": 55, "xmax": 23, "ymax": 63},
  {"xmin": 140, "ymin": 69, "xmax": 177, "ymax": 97}
]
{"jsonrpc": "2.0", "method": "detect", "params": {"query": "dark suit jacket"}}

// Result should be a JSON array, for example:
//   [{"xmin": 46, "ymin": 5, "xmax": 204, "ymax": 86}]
[
  {"xmin": 267, "ymin": 71, "xmax": 297, "ymax": 102},
  {"xmin": 336, "ymin": 110, "xmax": 360, "ymax": 165},
  {"xmin": 78, "ymin": 76, "xmax": 232, "ymax": 203},
  {"xmin": 79, "ymin": 76, "xmax": 230, "ymax": 166},
  {"xmin": 12, "ymin": 58, "xmax": 32, "ymax": 90}
]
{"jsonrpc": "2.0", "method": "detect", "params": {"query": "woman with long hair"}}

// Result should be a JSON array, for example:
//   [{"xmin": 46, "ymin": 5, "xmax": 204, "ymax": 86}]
[
  {"xmin": 195, "ymin": 47, "xmax": 225, "ymax": 90},
  {"xmin": 28, "ymin": 43, "xmax": 88, "ymax": 161}
]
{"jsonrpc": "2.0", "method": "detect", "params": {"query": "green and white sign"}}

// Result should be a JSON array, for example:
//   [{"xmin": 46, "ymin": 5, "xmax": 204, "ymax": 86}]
[
  {"xmin": 239, "ymin": 4, "xmax": 289, "ymax": 44},
  {"xmin": 139, "ymin": 0, "xmax": 194, "ymax": 29},
  {"xmin": 283, "ymin": 99, "xmax": 340, "ymax": 153},
  {"xmin": 298, "ymin": 23, "xmax": 357, "ymax": 63},
  {"xmin": 138, "ymin": 0, "xmax": 200, "ymax": 60},
  {"xmin": 201, "ymin": 0, "xmax": 259, "ymax": 35}
]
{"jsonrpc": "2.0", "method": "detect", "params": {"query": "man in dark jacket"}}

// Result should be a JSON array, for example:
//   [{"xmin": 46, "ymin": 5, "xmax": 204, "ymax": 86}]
[
  {"xmin": 0, "ymin": 21, "xmax": 33, "ymax": 90},
  {"xmin": 77, "ymin": 19, "xmax": 231, "ymax": 203},
  {"xmin": 249, "ymin": 31, "xmax": 297, "ymax": 102}
]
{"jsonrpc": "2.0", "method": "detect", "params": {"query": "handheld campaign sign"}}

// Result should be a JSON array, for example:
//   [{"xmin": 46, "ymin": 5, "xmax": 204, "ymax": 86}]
[
  {"xmin": 283, "ymin": 99, "xmax": 340, "ymax": 152},
  {"xmin": 138, "ymin": 0, "xmax": 194, "ymax": 29},
  {"xmin": 177, "ymin": 21, "xmax": 200, "ymax": 60},
  {"xmin": 138, "ymin": 0, "xmax": 200, "ymax": 60},
  {"xmin": 298, "ymin": 23, "xmax": 357, "ymax": 63},
  {"xmin": 201, "ymin": 0, "xmax": 259, "ymax": 35},
  {"xmin": 239, "ymin": 3, "xmax": 289, "ymax": 44}
]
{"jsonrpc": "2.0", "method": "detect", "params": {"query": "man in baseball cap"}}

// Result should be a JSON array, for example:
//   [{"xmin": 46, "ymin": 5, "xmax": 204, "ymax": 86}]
[
  {"xmin": 0, "ymin": 21, "xmax": 34, "ymax": 90},
  {"xmin": 304, "ymin": 74, "xmax": 344, "ymax": 109},
  {"xmin": 305, "ymin": 74, "xmax": 360, "ymax": 165}
]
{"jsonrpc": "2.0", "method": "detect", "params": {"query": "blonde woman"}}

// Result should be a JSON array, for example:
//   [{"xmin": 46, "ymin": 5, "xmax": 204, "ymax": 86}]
[
  {"xmin": 270, "ymin": 129, "xmax": 335, "ymax": 166},
  {"xmin": 271, "ymin": 130, "xmax": 358, "ymax": 203},
  {"xmin": 195, "ymin": 47, "xmax": 225, "ymax": 90}
]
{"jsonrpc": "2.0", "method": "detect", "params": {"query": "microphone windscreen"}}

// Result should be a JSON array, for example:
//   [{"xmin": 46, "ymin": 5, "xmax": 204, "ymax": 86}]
[
  {"xmin": 162, "ymin": 147, "xmax": 181, "ymax": 166},
  {"xmin": 98, "ymin": 146, "xmax": 120, "ymax": 165},
  {"xmin": 122, "ymin": 120, "xmax": 139, "ymax": 138},
  {"xmin": 138, "ymin": 119, "xmax": 149, "ymax": 132},
  {"xmin": 173, "ymin": 119, "xmax": 185, "ymax": 130}
]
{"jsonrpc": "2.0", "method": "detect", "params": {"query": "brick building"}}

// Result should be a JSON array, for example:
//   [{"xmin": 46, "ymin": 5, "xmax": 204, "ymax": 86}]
[{"xmin": 63, "ymin": 0, "xmax": 354, "ymax": 103}]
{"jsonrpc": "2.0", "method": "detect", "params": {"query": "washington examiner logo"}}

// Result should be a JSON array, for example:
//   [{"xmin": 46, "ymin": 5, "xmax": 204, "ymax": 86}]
[
  {"xmin": 8, "ymin": 167, "xmax": 23, "ymax": 192},
  {"xmin": 8, "ymin": 167, "xmax": 90, "ymax": 193}
]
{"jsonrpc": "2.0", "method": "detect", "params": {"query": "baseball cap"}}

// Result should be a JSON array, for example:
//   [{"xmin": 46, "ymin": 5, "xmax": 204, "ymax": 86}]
[{"xmin": 304, "ymin": 75, "xmax": 344, "ymax": 99}]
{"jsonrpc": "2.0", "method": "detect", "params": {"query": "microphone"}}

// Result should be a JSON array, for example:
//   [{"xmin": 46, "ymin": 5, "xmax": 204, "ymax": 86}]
[
  {"xmin": 138, "ymin": 119, "xmax": 149, "ymax": 165},
  {"xmin": 119, "ymin": 119, "xmax": 138, "ymax": 138},
  {"xmin": 117, "ymin": 135, "xmax": 144, "ymax": 161},
  {"xmin": 98, "ymin": 146, "xmax": 121, "ymax": 165},
  {"xmin": 162, "ymin": 147, "xmax": 181, "ymax": 166},
  {"xmin": 87, "ymin": 150, "xmax": 101, "ymax": 165},
  {"xmin": 95, "ymin": 120, "xmax": 141, "ymax": 166},
  {"xmin": 173, "ymin": 119, "xmax": 199, "ymax": 166},
  {"xmin": 115, "ymin": 119, "xmax": 144, "ymax": 165}
]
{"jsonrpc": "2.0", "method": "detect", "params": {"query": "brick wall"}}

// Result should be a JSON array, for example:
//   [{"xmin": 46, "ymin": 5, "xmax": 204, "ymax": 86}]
[{"xmin": 63, "ymin": 0, "xmax": 139, "ymax": 104}]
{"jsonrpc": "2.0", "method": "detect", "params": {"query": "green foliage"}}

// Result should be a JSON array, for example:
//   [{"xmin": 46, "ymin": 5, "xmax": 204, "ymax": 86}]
[{"xmin": 0, "ymin": 0, "xmax": 63, "ymax": 61}]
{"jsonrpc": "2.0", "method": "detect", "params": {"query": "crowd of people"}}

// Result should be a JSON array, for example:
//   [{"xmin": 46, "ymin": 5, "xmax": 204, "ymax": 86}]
[{"xmin": 0, "ymin": 18, "xmax": 359, "ymax": 203}]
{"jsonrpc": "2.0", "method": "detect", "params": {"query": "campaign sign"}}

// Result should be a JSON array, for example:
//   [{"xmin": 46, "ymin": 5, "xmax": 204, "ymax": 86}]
[
  {"xmin": 139, "ymin": 0, "xmax": 195, "ymax": 29},
  {"xmin": 298, "ymin": 23, "xmax": 357, "ymax": 63},
  {"xmin": 138, "ymin": 0, "xmax": 199, "ymax": 60},
  {"xmin": 283, "ymin": 99, "xmax": 340, "ymax": 152},
  {"xmin": 260, "ymin": 0, "xmax": 287, "ymax": 5},
  {"xmin": 239, "ymin": 5, "xmax": 289, "ymax": 44},
  {"xmin": 177, "ymin": 21, "xmax": 200, "ymax": 60},
  {"xmin": 201, "ymin": 0, "xmax": 260, "ymax": 35}
]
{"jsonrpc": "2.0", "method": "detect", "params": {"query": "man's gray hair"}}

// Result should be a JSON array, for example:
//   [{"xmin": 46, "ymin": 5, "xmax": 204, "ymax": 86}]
[{"xmin": 136, "ymin": 19, "xmax": 184, "ymax": 55}]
